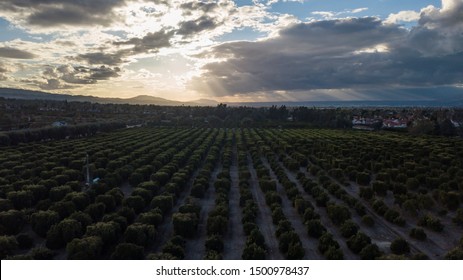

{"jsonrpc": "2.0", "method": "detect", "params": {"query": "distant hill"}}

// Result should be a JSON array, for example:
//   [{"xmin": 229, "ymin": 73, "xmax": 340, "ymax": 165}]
[
  {"xmin": 0, "ymin": 88, "xmax": 218, "ymax": 106},
  {"xmin": 1, "ymin": 87, "xmax": 463, "ymax": 108},
  {"xmin": 228, "ymin": 100, "xmax": 463, "ymax": 108}
]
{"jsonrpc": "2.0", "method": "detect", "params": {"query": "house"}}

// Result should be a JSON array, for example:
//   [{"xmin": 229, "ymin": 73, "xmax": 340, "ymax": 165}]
[
  {"xmin": 382, "ymin": 119, "xmax": 408, "ymax": 129},
  {"xmin": 352, "ymin": 116, "xmax": 380, "ymax": 126},
  {"xmin": 352, "ymin": 116, "xmax": 382, "ymax": 130},
  {"xmin": 126, "ymin": 124, "xmax": 143, "ymax": 128},
  {"xmin": 451, "ymin": 120, "xmax": 461, "ymax": 128},
  {"xmin": 52, "ymin": 121, "xmax": 67, "ymax": 127}
]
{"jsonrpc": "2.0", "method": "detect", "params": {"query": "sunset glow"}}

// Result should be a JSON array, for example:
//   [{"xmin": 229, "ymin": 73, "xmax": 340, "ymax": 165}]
[{"xmin": 1, "ymin": 0, "xmax": 462, "ymax": 102}]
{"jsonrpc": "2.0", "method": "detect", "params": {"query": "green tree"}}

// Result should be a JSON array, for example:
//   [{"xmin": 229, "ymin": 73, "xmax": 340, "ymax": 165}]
[
  {"xmin": 85, "ymin": 202, "xmax": 106, "ymax": 222},
  {"xmin": 205, "ymin": 235, "xmax": 224, "ymax": 252},
  {"xmin": 444, "ymin": 248, "xmax": 463, "ymax": 260},
  {"xmin": 340, "ymin": 220, "xmax": 359, "ymax": 238},
  {"xmin": 361, "ymin": 215, "xmax": 375, "ymax": 227},
  {"xmin": 7, "ymin": 190, "xmax": 33, "ymax": 209},
  {"xmin": 324, "ymin": 246, "xmax": 344, "ymax": 260},
  {"xmin": 318, "ymin": 233, "xmax": 339, "ymax": 255},
  {"xmin": 390, "ymin": 238, "xmax": 410, "ymax": 255},
  {"xmin": 95, "ymin": 195, "xmax": 116, "ymax": 212},
  {"xmin": 162, "ymin": 242, "xmax": 185, "ymax": 259},
  {"xmin": 150, "ymin": 195, "xmax": 174, "ymax": 214},
  {"xmin": 49, "ymin": 201, "xmax": 76, "ymax": 219},
  {"xmin": 69, "ymin": 211, "xmax": 93, "ymax": 229},
  {"xmin": 307, "ymin": 219, "xmax": 326, "ymax": 238},
  {"xmin": 242, "ymin": 243, "xmax": 266, "ymax": 260},
  {"xmin": 137, "ymin": 209, "xmax": 163, "ymax": 226},
  {"xmin": 123, "ymin": 195, "xmax": 146, "ymax": 214},
  {"xmin": 123, "ymin": 223, "xmax": 156, "ymax": 247},
  {"xmin": 46, "ymin": 218, "xmax": 82, "ymax": 249},
  {"xmin": 86, "ymin": 222, "xmax": 120, "ymax": 247},
  {"xmin": 173, "ymin": 213, "xmax": 199, "ymax": 238},
  {"xmin": 327, "ymin": 204, "xmax": 351, "ymax": 225},
  {"xmin": 409, "ymin": 228, "xmax": 427, "ymax": 240},
  {"xmin": 49, "ymin": 186, "xmax": 73, "ymax": 202},
  {"xmin": 31, "ymin": 210, "xmax": 60, "ymax": 237},
  {"xmin": 347, "ymin": 232, "xmax": 371, "ymax": 254},
  {"xmin": 287, "ymin": 242, "xmax": 305, "ymax": 260},
  {"xmin": 66, "ymin": 236, "xmax": 103, "ymax": 259},
  {"xmin": 0, "ymin": 210, "xmax": 25, "ymax": 235},
  {"xmin": 359, "ymin": 244, "xmax": 382, "ymax": 260},
  {"xmin": 111, "ymin": 243, "xmax": 144, "ymax": 260},
  {"xmin": 29, "ymin": 247, "xmax": 56, "ymax": 260},
  {"xmin": 0, "ymin": 236, "xmax": 18, "ymax": 259}
]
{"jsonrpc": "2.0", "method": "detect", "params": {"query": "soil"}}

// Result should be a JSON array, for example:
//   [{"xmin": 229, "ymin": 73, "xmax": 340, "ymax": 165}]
[
  {"xmin": 261, "ymin": 157, "xmax": 323, "ymax": 259},
  {"xmin": 247, "ymin": 153, "xmax": 284, "ymax": 260},
  {"xmin": 183, "ymin": 162, "xmax": 221, "ymax": 259},
  {"xmin": 222, "ymin": 142, "xmax": 246, "ymax": 259}
]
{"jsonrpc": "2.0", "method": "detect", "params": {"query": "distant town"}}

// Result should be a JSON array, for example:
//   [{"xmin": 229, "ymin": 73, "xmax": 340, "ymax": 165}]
[{"xmin": 1, "ymin": 97, "xmax": 463, "ymax": 142}]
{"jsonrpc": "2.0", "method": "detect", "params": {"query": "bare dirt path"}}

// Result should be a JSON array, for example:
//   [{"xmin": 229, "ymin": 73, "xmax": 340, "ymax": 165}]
[
  {"xmin": 297, "ymin": 167, "xmax": 398, "ymax": 253},
  {"xmin": 320, "ymin": 171, "xmax": 447, "ymax": 259},
  {"xmin": 277, "ymin": 164, "xmax": 358, "ymax": 259},
  {"xmin": 184, "ymin": 163, "xmax": 221, "ymax": 259},
  {"xmin": 247, "ymin": 153, "xmax": 284, "ymax": 260},
  {"xmin": 148, "ymin": 157, "xmax": 211, "ymax": 255},
  {"xmin": 261, "ymin": 157, "xmax": 323, "ymax": 260},
  {"xmin": 223, "ymin": 140, "xmax": 246, "ymax": 259}
]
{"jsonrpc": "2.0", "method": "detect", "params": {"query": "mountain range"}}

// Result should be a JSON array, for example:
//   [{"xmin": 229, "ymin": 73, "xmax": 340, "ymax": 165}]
[
  {"xmin": 0, "ymin": 88, "xmax": 218, "ymax": 106},
  {"xmin": 1, "ymin": 87, "xmax": 463, "ymax": 107}
]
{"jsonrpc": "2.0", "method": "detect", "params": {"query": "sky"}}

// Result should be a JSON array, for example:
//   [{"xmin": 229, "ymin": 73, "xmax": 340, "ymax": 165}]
[{"xmin": 0, "ymin": 0, "xmax": 462, "ymax": 102}]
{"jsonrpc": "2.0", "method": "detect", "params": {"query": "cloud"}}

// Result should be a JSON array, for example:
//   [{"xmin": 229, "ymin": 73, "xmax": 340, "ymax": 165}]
[
  {"xmin": 27, "ymin": 64, "xmax": 122, "ymax": 90},
  {"xmin": 419, "ymin": 0, "xmax": 463, "ymax": 28},
  {"xmin": 311, "ymin": 8, "xmax": 369, "ymax": 20},
  {"xmin": 114, "ymin": 30, "xmax": 173, "ymax": 54},
  {"xmin": 0, "ymin": 47, "xmax": 36, "ymax": 59},
  {"xmin": 177, "ymin": 16, "xmax": 219, "ymax": 37},
  {"xmin": 265, "ymin": 0, "xmax": 306, "ymax": 5},
  {"xmin": 190, "ymin": 5, "xmax": 463, "ymax": 97},
  {"xmin": 39, "ymin": 79, "xmax": 76, "ymax": 90},
  {"xmin": 385, "ymin": 10, "xmax": 420, "ymax": 24},
  {"xmin": 76, "ymin": 51, "xmax": 127, "ymax": 66},
  {"xmin": 0, "ymin": 63, "xmax": 7, "ymax": 73},
  {"xmin": 0, "ymin": 0, "xmax": 127, "ymax": 28},
  {"xmin": 0, "ymin": 64, "xmax": 8, "ymax": 81},
  {"xmin": 180, "ymin": 1, "xmax": 220, "ymax": 14},
  {"xmin": 86, "ymin": 65, "xmax": 121, "ymax": 80},
  {"xmin": 351, "ymin": 8, "xmax": 368, "ymax": 14}
]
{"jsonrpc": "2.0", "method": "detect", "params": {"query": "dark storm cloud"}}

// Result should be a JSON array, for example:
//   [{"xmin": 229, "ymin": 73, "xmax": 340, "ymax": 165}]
[
  {"xmin": 177, "ymin": 16, "xmax": 219, "ymax": 36},
  {"xmin": 87, "ymin": 65, "xmax": 121, "ymax": 80},
  {"xmin": 0, "ymin": 47, "xmax": 36, "ymax": 59},
  {"xmin": 40, "ymin": 79, "xmax": 76, "ymax": 90},
  {"xmin": 77, "ymin": 32, "xmax": 172, "ymax": 66},
  {"xmin": 0, "ymin": 0, "xmax": 126, "ymax": 27},
  {"xmin": 114, "ymin": 30, "xmax": 173, "ymax": 54},
  {"xmin": 60, "ymin": 65, "xmax": 120, "ymax": 83},
  {"xmin": 76, "ymin": 51, "xmax": 126, "ymax": 66},
  {"xmin": 191, "ymin": 12, "xmax": 463, "ymax": 96},
  {"xmin": 278, "ymin": 17, "xmax": 404, "ymax": 53},
  {"xmin": 35, "ymin": 64, "xmax": 121, "ymax": 90}
]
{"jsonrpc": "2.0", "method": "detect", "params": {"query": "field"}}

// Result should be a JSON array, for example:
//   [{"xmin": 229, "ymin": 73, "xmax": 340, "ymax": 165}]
[{"xmin": 1, "ymin": 127, "xmax": 462, "ymax": 260}]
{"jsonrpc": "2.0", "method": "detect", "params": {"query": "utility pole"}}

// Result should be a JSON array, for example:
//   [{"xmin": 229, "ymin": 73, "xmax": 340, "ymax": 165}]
[{"xmin": 85, "ymin": 153, "xmax": 91, "ymax": 186}]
